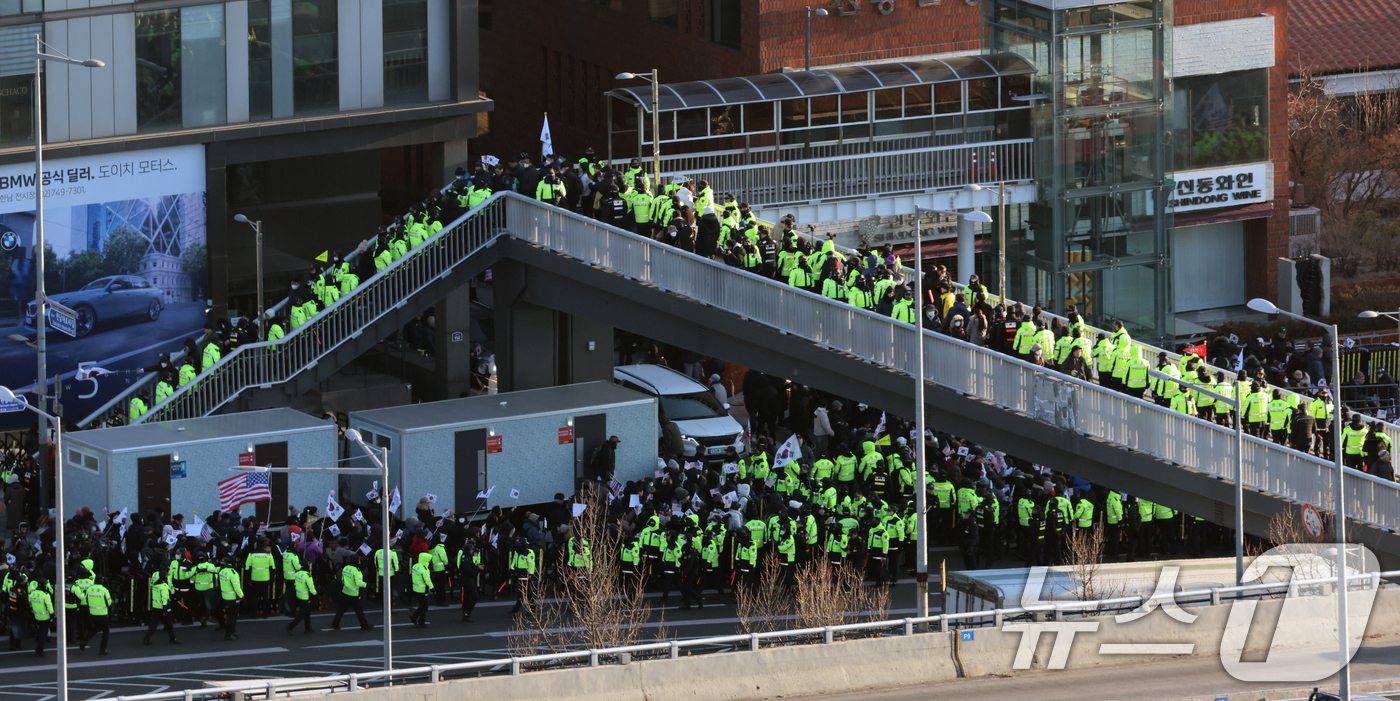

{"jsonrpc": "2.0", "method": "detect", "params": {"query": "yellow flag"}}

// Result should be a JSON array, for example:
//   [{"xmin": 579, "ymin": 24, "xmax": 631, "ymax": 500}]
[
  {"xmin": 314, "ymin": 251, "xmax": 328, "ymax": 262},
  {"xmin": 875, "ymin": 434, "xmax": 891, "ymax": 446}
]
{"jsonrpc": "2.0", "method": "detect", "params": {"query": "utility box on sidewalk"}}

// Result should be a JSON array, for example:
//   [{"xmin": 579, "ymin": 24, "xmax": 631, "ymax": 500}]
[
  {"xmin": 347, "ymin": 381, "xmax": 655, "ymax": 514},
  {"xmin": 63, "ymin": 408, "xmax": 337, "ymax": 522}
]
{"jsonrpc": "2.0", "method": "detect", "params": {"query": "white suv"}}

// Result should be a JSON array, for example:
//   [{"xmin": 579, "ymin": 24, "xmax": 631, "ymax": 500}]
[{"xmin": 613, "ymin": 364, "xmax": 748, "ymax": 461}]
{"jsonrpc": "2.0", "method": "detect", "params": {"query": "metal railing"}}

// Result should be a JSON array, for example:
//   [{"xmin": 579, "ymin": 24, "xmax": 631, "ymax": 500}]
[
  {"xmin": 77, "ymin": 298, "xmax": 293, "ymax": 429},
  {"xmin": 124, "ymin": 193, "xmax": 1400, "ymax": 533},
  {"xmin": 502, "ymin": 196, "xmax": 1400, "ymax": 531},
  {"xmin": 644, "ymin": 131, "xmax": 1006, "ymax": 174},
  {"xmin": 132, "ymin": 199, "xmax": 510, "ymax": 424},
  {"xmin": 672, "ymin": 140, "xmax": 1033, "ymax": 209},
  {"xmin": 88, "ymin": 569, "xmax": 1397, "ymax": 701}
]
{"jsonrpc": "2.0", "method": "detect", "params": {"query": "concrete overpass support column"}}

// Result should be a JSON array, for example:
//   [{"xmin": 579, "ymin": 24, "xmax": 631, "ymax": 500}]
[
  {"xmin": 560, "ymin": 314, "xmax": 614, "ymax": 386},
  {"xmin": 430, "ymin": 282, "xmax": 475, "ymax": 401},
  {"xmin": 492, "ymin": 260, "xmax": 614, "ymax": 392},
  {"xmin": 491, "ymin": 259, "xmax": 555, "ymax": 392},
  {"xmin": 957, "ymin": 208, "xmax": 977, "ymax": 286}
]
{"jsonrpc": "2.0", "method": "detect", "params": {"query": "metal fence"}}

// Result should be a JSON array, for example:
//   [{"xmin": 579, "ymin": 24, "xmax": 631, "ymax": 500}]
[
  {"xmin": 88, "ymin": 569, "xmax": 1396, "ymax": 701},
  {"xmin": 133, "ymin": 201, "xmax": 510, "ymax": 424},
  {"xmin": 674, "ymin": 140, "xmax": 1033, "ymax": 209}
]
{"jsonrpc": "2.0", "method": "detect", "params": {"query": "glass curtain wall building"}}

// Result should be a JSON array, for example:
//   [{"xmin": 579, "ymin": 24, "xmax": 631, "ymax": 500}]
[{"xmin": 987, "ymin": 0, "xmax": 1174, "ymax": 342}]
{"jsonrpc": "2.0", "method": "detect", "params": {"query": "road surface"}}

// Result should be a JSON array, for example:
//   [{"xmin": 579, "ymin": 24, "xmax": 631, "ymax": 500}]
[
  {"xmin": 803, "ymin": 636, "xmax": 1400, "ymax": 701},
  {"xmin": 0, "ymin": 591, "xmax": 929, "ymax": 701}
]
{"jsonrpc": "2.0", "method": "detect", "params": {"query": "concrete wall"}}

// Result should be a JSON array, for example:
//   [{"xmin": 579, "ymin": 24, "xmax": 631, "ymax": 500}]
[{"xmin": 297, "ymin": 587, "xmax": 1400, "ymax": 701}]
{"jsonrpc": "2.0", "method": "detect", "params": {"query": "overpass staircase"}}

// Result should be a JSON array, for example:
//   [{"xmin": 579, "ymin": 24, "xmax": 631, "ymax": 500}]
[{"xmin": 84, "ymin": 192, "xmax": 1400, "ymax": 564}]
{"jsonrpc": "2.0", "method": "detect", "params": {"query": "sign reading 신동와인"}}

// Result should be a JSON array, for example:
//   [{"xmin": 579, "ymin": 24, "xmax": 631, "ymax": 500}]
[
  {"xmin": 1168, "ymin": 163, "xmax": 1269, "ymax": 214},
  {"xmin": 0, "ymin": 144, "xmax": 205, "ymax": 215}
]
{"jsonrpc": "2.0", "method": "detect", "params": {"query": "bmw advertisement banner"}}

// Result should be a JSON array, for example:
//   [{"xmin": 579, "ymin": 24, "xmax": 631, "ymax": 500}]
[{"xmin": 0, "ymin": 144, "xmax": 207, "ymax": 426}]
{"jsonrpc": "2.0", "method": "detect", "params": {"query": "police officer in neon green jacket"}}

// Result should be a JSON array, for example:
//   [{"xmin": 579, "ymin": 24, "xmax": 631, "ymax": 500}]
[
  {"xmin": 29, "ymin": 576, "xmax": 53, "ymax": 657},
  {"xmin": 409, "ymin": 552, "xmax": 432, "ymax": 627},
  {"xmin": 287, "ymin": 562, "xmax": 317, "ymax": 635}
]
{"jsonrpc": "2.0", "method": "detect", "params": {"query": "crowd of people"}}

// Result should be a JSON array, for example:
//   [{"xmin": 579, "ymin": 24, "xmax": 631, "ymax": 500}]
[
  {"xmin": 19, "ymin": 146, "xmax": 1390, "ymax": 664},
  {"xmin": 4, "ymin": 355, "xmax": 1255, "ymax": 659},
  {"xmin": 457, "ymin": 146, "xmax": 1400, "ymax": 481},
  {"xmin": 114, "ymin": 142, "xmax": 1400, "ymax": 486}
]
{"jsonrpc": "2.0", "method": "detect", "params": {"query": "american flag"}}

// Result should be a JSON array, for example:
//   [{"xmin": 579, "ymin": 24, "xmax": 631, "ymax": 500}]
[{"xmin": 218, "ymin": 472, "xmax": 271, "ymax": 511}]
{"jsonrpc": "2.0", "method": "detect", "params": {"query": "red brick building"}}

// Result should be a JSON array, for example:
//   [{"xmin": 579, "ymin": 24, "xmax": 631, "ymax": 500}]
[{"xmin": 479, "ymin": 0, "xmax": 1292, "ymax": 312}]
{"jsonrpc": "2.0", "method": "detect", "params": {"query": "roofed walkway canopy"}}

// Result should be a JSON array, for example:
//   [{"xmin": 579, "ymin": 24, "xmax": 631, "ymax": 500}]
[{"xmin": 605, "ymin": 54, "xmax": 1038, "ymax": 164}]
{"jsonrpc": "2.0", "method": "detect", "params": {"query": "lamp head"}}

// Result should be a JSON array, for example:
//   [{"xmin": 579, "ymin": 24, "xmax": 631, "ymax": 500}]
[
  {"xmin": 1360, "ymin": 311, "xmax": 1381, "ymax": 319},
  {"xmin": 615, "ymin": 72, "xmax": 637, "ymax": 80},
  {"xmin": 344, "ymin": 428, "xmax": 364, "ymax": 444},
  {"xmin": 7, "ymin": 334, "xmax": 29, "ymax": 343},
  {"xmin": 234, "ymin": 214, "xmax": 250, "ymax": 224},
  {"xmin": 964, "ymin": 184, "xmax": 984, "ymax": 192},
  {"xmin": 1246, "ymin": 298, "xmax": 1280, "ymax": 315},
  {"xmin": 0, "ymin": 386, "xmax": 16, "ymax": 403},
  {"xmin": 813, "ymin": 7, "xmax": 828, "ymax": 15},
  {"xmin": 964, "ymin": 210, "xmax": 994, "ymax": 224},
  {"xmin": 81, "ymin": 59, "xmax": 104, "ymax": 68}
]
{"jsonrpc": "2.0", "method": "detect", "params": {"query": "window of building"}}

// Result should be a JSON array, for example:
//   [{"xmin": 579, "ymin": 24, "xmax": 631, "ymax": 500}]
[
  {"xmin": 0, "ymin": 0, "xmax": 38, "ymax": 17},
  {"xmin": 384, "ymin": 0, "xmax": 428, "ymax": 105},
  {"xmin": 967, "ymin": 78, "xmax": 998, "ymax": 111},
  {"xmin": 840, "ymin": 94, "xmax": 867, "ymax": 124},
  {"xmin": 248, "ymin": 0, "xmax": 273, "ymax": 120},
  {"xmin": 712, "ymin": 0, "xmax": 741, "ymax": 50},
  {"xmin": 809, "ymin": 94, "xmax": 838, "ymax": 126},
  {"xmin": 648, "ymin": 0, "xmax": 678, "ymax": 29},
  {"xmin": 933, "ymin": 82, "xmax": 960, "ymax": 114},
  {"xmin": 135, "ymin": 5, "xmax": 226, "ymax": 132},
  {"xmin": 0, "ymin": 25, "xmax": 38, "ymax": 145},
  {"xmin": 181, "ymin": 5, "xmax": 226, "ymax": 128},
  {"xmin": 135, "ymin": 10, "xmax": 182, "ymax": 132},
  {"xmin": 781, "ymin": 98, "xmax": 807, "ymax": 131},
  {"xmin": 292, "ymin": 0, "xmax": 338, "ymax": 115},
  {"xmin": 874, "ymin": 88, "xmax": 902, "ymax": 121},
  {"xmin": 905, "ymin": 85, "xmax": 933, "ymax": 117},
  {"xmin": 1174, "ymin": 68, "xmax": 1269, "ymax": 170}
]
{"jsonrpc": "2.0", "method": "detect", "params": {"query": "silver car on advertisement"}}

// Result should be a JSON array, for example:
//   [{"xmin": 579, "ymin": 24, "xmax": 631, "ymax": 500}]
[{"xmin": 26, "ymin": 275, "xmax": 164, "ymax": 338}]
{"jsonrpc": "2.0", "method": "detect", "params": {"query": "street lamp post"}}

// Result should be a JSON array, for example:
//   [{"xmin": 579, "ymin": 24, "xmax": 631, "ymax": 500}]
[
  {"xmin": 1148, "ymin": 369, "xmax": 1246, "ymax": 585},
  {"xmin": 911, "ymin": 206, "xmax": 992, "ymax": 622},
  {"xmin": 29, "ymin": 36, "xmax": 103, "ymax": 545},
  {"xmin": 1358, "ymin": 309, "xmax": 1400, "ymax": 345},
  {"xmin": 345, "ymin": 430, "xmax": 393, "ymax": 674},
  {"xmin": 615, "ymin": 71, "xmax": 662, "ymax": 190},
  {"xmin": 0, "ymin": 385, "xmax": 66, "ymax": 701},
  {"xmin": 22, "ymin": 40, "xmax": 102, "ymax": 701},
  {"xmin": 1247, "ymin": 297, "xmax": 1349, "ymax": 701},
  {"xmin": 231, "ymin": 444, "xmax": 393, "ymax": 673},
  {"xmin": 964, "ymin": 183, "xmax": 1010, "ymax": 301},
  {"xmin": 233, "ymin": 215, "xmax": 264, "ymax": 341},
  {"xmin": 804, "ymin": 7, "xmax": 828, "ymax": 71}
]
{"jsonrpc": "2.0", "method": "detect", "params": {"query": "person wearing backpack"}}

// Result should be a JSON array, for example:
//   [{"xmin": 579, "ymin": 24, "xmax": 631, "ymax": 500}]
[{"xmin": 5, "ymin": 569, "xmax": 31, "ymax": 651}]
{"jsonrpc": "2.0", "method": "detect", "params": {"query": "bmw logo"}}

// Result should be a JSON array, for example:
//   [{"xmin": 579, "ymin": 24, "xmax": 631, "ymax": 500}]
[{"xmin": 0, "ymin": 230, "xmax": 16, "ymax": 252}]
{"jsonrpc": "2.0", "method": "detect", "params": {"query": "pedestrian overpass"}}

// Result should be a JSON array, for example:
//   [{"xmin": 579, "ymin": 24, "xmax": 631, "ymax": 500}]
[{"xmin": 88, "ymin": 191, "xmax": 1400, "ymax": 567}]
